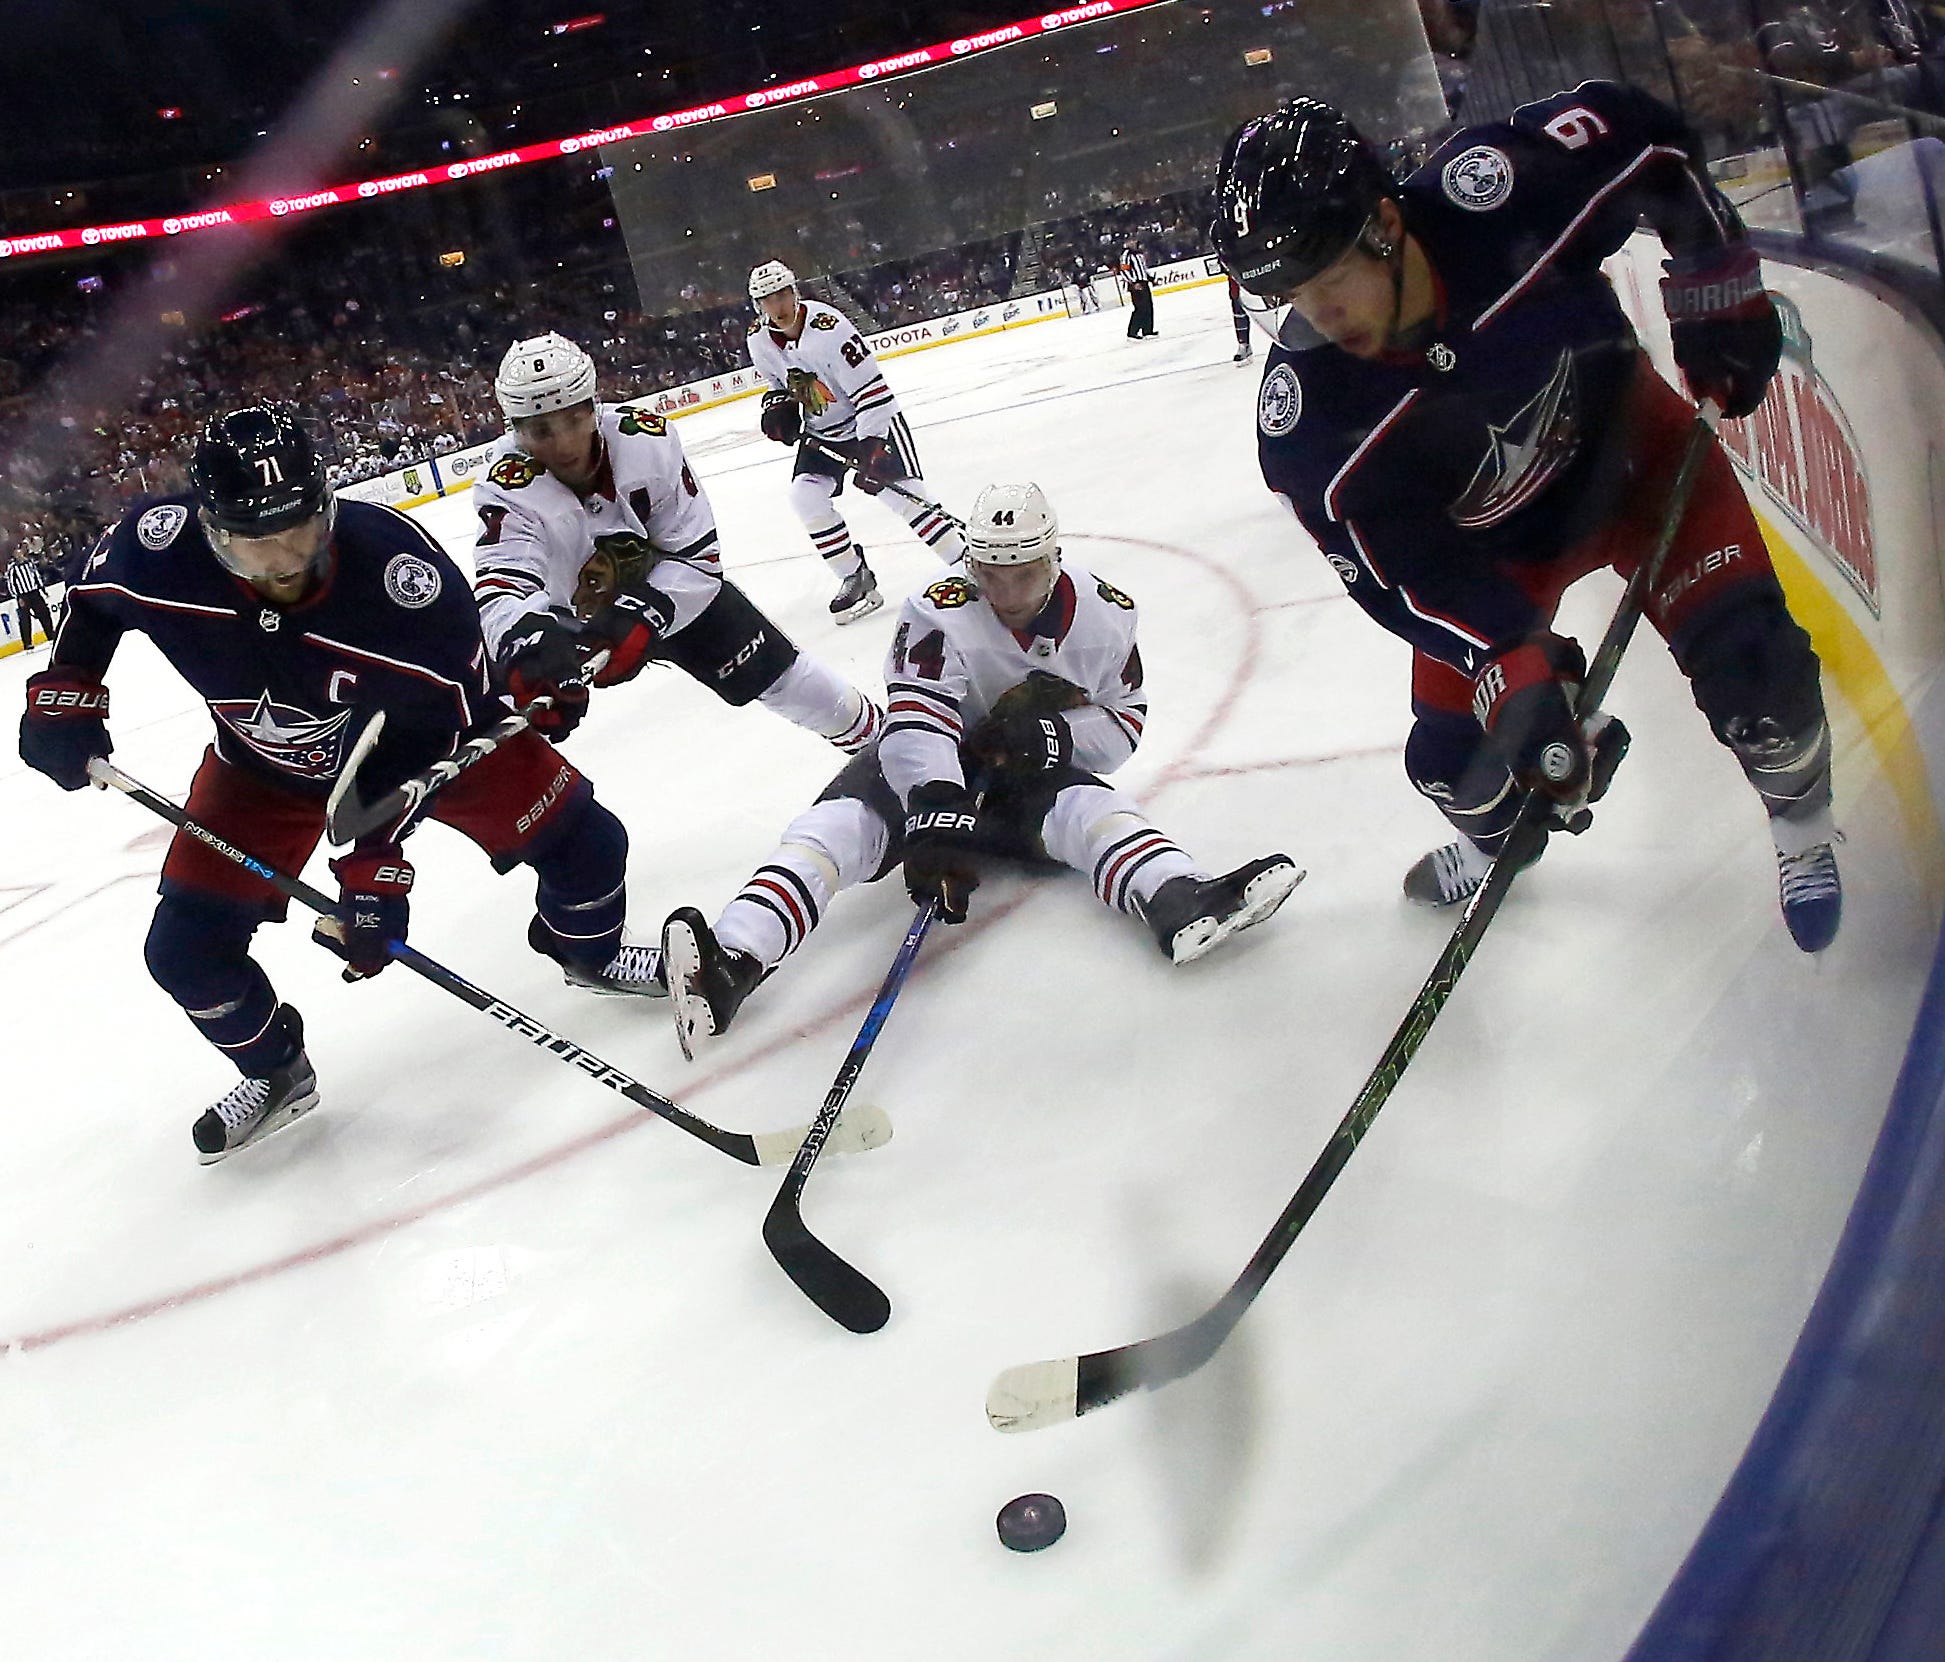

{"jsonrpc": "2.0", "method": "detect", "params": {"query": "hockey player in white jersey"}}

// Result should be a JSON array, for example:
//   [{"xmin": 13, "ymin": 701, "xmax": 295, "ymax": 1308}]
[
  {"xmin": 746, "ymin": 260, "xmax": 967, "ymax": 624},
  {"xmin": 659, "ymin": 482, "xmax": 1304, "ymax": 1056},
  {"xmin": 471, "ymin": 332, "xmax": 881, "ymax": 755}
]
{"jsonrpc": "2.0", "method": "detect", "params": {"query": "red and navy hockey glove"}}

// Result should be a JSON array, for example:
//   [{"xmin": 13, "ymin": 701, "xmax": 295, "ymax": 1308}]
[
  {"xmin": 500, "ymin": 614, "xmax": 593, "ymax": 740},
  {"xmin": 19, "ymin": 668, "xmax": 111, "ymax": 791},
  {"xmin": 901, "ymin": 781, "xmax": 984, "ymax": 924},
  {"xmin": 852, "ymin": 435, "xmax": 899, "ymax": 495},
  {"xmin": 318, "ymin": 843, "xmax": 413, "ymax": 979},
  {"xmin": 581, "ymin": 584, "xmax": 675, "ymax": 688},
  {"xmin": 1660, "ymin": 243, "xmax": 1782, "ymax": 420},
  {"xmin": 759, "ymin": 390, "xmax": 802, "ymax": 445},
  {"xmin": 1471, "ymin": 633, "xmax": 1593, "ymax": 803}
]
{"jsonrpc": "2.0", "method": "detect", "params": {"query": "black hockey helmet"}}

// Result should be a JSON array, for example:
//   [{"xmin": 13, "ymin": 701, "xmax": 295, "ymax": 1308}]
[
  {"xmin": 190, "ymin": 403, "xmax": 331, "ymax": 537},
  {"xmin": 1212, "ymin": 98, "xmax": 1397, "ymax": 297}
]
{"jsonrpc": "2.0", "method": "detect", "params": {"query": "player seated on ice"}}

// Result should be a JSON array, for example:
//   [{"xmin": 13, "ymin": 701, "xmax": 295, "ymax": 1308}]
[
  {"xmin": 471, "ymin": 331, "xmax": 881, "ymax": 754},
  {"xmin": 1213, "ymin": 80, "xmax": 1841, "ymax": 951},
  {"xmin": 747, "ymin": 259, "xmax": 967, "ymax": 623},
  {"xmin": 659, "ymin": 483, "xmax": 1303, "ymax": 1056},
  {"xmin": 17, "ymin": 406, "xmax": 663, "ymax": 1165}
]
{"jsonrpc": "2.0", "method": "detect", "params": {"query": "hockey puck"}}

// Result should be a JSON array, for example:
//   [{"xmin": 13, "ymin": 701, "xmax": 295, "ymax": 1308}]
[{"xmin": 996, "ymin": 1492, "xmax": 1066, "ymax": 1552}]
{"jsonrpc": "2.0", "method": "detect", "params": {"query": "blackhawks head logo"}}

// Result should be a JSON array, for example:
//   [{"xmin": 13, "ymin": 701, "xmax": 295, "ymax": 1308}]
[
  {"xmin": 574, "ymin": 531, "xmax": 658, "ymax": 619},
  {"xmin": 787, "ymin": 366, "xmax": 835, "ymax": 416}
]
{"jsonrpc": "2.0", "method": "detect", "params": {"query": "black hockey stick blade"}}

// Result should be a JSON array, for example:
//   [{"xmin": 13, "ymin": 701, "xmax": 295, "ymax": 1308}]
[
  {"xmin": 987, "ymin": 1299, "xmax": 1242, "ymax": 1432},
  {"xmin": 762, "ymin": 1188, "xmax": 892, "ymax": 1333}
]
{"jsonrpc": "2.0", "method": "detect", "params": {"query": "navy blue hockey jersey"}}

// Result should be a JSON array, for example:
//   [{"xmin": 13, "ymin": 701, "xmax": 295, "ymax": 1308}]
[
  {"xmin": 54, "ymin": 495, "xmax": 501, "ymax": 804},
  {"xmin": 1256, "ymin": 81, "xmax": 1745, "ymax": 675}
]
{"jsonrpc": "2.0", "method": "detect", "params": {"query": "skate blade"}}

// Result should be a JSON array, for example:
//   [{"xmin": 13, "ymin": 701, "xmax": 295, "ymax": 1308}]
[
  {"xmin": 832, "ymin": 590, "xmax": 885, "ymax": 625},
  {"xmin": 661, "ymin": 916, "xmax": 709, "ymax": 1062},
  {"xmin": 197, "ymin": 1084, "xmax": 322, "ymax": 1165},
  {"xmin": 565, "ymin": 954, "xmax": 670, "ymax": 999},
  {"xmin": 1171, "ymin": 863, "xmax": 1306, "ymax": 966}
]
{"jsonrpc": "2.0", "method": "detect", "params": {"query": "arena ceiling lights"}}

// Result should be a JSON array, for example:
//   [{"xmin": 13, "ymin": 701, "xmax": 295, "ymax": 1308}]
[{"xmin": 0, "ymin": 0, "xmax": 1169, "ymax": 264}]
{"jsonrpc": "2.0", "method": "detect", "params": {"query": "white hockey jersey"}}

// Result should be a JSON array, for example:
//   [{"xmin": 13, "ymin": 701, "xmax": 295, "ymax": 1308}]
[
  {"xmin": 879, "ymin": 559, "xmax": 1148, "ymax": 806},
  {"xmin": 747, "ymin": 298, "xmax": 900, "ymax": 444},
  {"xmin": 470, "ymin": 402, "xmax": 722, "ymax": 657}
]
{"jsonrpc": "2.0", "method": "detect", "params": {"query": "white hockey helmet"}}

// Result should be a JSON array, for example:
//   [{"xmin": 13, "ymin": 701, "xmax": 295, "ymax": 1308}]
[
  {"xmin": 495, "ymin": 331, "xmax": 598, "ymax": 422},
  {"xmin": 965, "ymin": 482, "xmax": 1061, "ymax": 567},
  {"xmin": 748, "ymin": 259, "xmax": 798, "ymax": 303}
]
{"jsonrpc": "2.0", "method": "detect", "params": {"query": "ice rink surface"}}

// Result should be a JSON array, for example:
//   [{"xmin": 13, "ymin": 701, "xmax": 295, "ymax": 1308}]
[{"xmin": 0, "ymin": 283, "xmax": 1933, "ymax": 1661}]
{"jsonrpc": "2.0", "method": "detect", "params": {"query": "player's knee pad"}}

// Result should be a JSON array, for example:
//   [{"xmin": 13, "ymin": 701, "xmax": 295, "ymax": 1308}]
[
  {"xmin": 1673, "ymin": 586, "xmax": 1825, "ymax": 744},
  {"xmin": 529, "ymin": 795, "xmax": 629, "ymax": 965},
  {"xmin": 783, "ymin": 795, "xmax": 891, "ymax": 887},
  {"xmin": 1406, "ymin": 711, "xmax": 1521, "ymax": 845},
  {"xmin": 788, "ymin": 471, "xmax": 842, "ymax": 528},
  {"xmin": 1035, "ymin": 781, "xmax": 1128, "ymax": 869},
  {"xmin": 144, "ymin": 891, "xmax": 262, "ymax": 1008}
]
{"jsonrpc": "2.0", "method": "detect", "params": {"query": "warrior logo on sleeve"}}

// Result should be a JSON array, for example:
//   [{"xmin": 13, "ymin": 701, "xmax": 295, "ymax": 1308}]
[{"xmin": 211, "ymin": 693, "xmax": 355, "ymax": 779}]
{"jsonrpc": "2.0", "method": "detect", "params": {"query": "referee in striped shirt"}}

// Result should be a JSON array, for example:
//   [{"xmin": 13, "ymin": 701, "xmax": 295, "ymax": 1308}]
[
  {"xmin": 5, "ymin": 544, "xmax": 55, "ymax": 653},
  {"xmin": 1121, "ymin": 243, "xmax": 1157, "ymax": 339}
]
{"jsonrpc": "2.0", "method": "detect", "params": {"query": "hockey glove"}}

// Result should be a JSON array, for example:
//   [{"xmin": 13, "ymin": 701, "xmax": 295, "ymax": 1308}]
[
  {"xmin": 581, "ymin": 584, "xmax": 675, "ymax": 687},
  {"xmin": 852, "ymin": 435, "xmax": 899, "ymax": 495},
  {"xmin": 500, "ymin": 614, "xmax": 593, "ymax": 740},
  {"xmin": 20, "ymin": 668, "xmax": 111, "ymax": 791},
  {"xmin": 901, "ymin": 781, "xmax": 984, "ymax": 924},
  {"xmin": 1661, "ymin": 243, "xmax": 1782, "ymax": 420},
  {"xmin": 317, "ymin": 843, "xmax": 413, "ymax": 979},
  {"xmin": 1472, "ymin": 633, "xmax": 1593, "ymax": 803},
  {"xmin": 963, "ymin": 708, "xmax": 1074, "ymax": 784},
  {"xmin": 759, "ymin": 390, "xmax": 802, "ymax": 445},
  {"xmin": 989, "ymin": 670, "xmax": 1090, "ymax": 722}
]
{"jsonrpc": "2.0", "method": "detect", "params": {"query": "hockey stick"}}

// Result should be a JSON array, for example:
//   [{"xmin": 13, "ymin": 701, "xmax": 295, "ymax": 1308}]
[
  {"xmin": 987, "ymin": 398, "xmax": 1724, "ymax": 1433},
  {"xmin": 325, "ymin": 648, "xmax": 611, "ymax": 846},
  {"xmin": 763, "ymin": 895, "xmax": 941, "ymax": 1332},
  {"xmin": 802, "ymin": 437, "xmax": 966, "ymax": 531},
  {"xmin": 89, "ymin": 759, "xmax": 891, "ymax": 1169}
]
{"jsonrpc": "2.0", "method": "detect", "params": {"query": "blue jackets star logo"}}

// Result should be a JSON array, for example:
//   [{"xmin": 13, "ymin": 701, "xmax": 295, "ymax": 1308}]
[
  {"xmin": 1450, "ymin": 349, "xmax": 1582, "ymax": 531},
  {"xmin": 211, "ymin": 693, "xmax": 355, "ymax": 780}
]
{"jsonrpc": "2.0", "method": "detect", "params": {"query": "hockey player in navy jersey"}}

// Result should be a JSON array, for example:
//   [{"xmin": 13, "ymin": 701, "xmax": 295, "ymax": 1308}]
[
  {"xmin": 1213, "ymin": 80, "xmax": 1841, "ymax": 951},
  {"xmin": 18, "ymin": 405, "xmax": 661, "ymax": 1163}
]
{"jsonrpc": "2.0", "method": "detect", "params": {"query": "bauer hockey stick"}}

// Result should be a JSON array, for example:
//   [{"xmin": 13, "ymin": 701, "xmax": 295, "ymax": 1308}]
[
  {"xmin": 90, "ymin": 759, "xmax": 890, "ymax": 1169},
  {"xmin": 987, "ymin": 399, "xmax": 1724, "ymax": 1433},
  {"xmin": 325, "ymin": 649, "xmax": 611, "ymax": 846},
  {"xmin": 803, "ymin": 437, "xmax": 966, "ymax": 531},
  {"xmin": 764, "ymin": 895, "xmax": 943, "ymax": 1332}
]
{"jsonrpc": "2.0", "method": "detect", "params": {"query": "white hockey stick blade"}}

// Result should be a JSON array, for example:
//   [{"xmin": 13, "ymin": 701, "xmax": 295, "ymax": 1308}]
[
  {"xmin": 325, "ymin": 710, "xmax": 387, "ymax": 842},
  {"xmin": 750, "ymin": 1101, "xmax": 893, "ymax": 1166},
  {"xmin": 986, "ymin": 1357, "xmax": 1080, "ymax": 1433}
]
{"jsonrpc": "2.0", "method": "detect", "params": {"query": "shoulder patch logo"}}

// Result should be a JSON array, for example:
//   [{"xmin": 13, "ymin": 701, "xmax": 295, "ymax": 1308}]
[
  {"xmin": 1094, "ymin": 577, "xmax": 1135, "ymax": 610},
  {"xmin": 137, "ymin": 504, "xmax": 190, "ymax": 550},
  {"xmin": 923, "ymin": 575, "xmax": 977, "ymax": 609},
  {"xmin": 616, "ymin": 405, "xmax": 668, "ymax": 438},
  {"xmin": 487, "ymin": 454, "xmax": 543, "ymax": 490},
  {"xmin": 808, "ymin": 311, "xmax": 839, "ymax": 330},
  {"xmin": 1257, "ymin": 363, "xmax": 1303, "ymax": 437},
  {"xmin": 1442, "ymin": 145, "xmax": 1514, "ymax": 212},
  {"xmin": 384, "ymin": 551, "xmax": 442, "ymax": 609}
]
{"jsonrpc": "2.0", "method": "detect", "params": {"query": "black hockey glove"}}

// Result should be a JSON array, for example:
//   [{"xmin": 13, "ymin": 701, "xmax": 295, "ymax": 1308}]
[
  {"xmin": 759, "ymin": 390, "xmax": 802, "ymax": 445},
  {"xmin": 1661, "ymin": 243, "xmax": 1782, "ymax": 420},
  {"xmin": 500, "ymin": 614, "xmax": 593, "ymax": 741},
  {"xmin": 315, "ymin": 843, "xmax": 413, "ymax": 979},
  {"xmin": 964, "ymin": 708, "xmax": 1074, "ymax": 783},
  {"xmin": 901, "ymin": 781, "xmax": 984, "ymax": 924},
  {"xmin": 1471, "ymin": 633, "xmax": 1592, "ymax": 803},
  {"xmin": 20, "ymin": 667, "xmax": 111, "ymax": 791},
  {"xmin": 852, "ymin": 435, "xmax": 899, "ymax": 494}
]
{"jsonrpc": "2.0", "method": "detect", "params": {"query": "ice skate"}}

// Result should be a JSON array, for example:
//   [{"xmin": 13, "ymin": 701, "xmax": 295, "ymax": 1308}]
[
  {"xmin": 662, "ymin": 907, "xmax": 766, "ymax": 1059},
  {"xmin": 829, "ymin": 556, "xmax": 883, "ymax": 624},
  {"xmin": 1402, "ymin": 832, "xmax": 1547, "ymax": 906},
  {"xmin": 527, "ymin": 917, "xmax": 666, "ymax": 997},
  {"xmin": 191, "ymin": 1007, "xmax": 320, "ymax": 1164},
  {"xmin": 1141, "ymin": 856, "xmax": 1303, "ymax": 965},
  {"xmin": 1777, "ymin": 838, "xmax": 1842, "ymax": 952},
  {"xmin": 1233, "ymin": 344, "xmax": 1253, "ymax": 364}
]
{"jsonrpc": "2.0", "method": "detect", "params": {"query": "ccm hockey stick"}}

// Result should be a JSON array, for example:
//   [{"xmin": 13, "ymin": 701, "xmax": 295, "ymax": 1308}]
[
  {"xmin": 764, "ymin": 895, "xmax": 942, "ymax": 1332},
  {"xmin": 91, "ymin": 760, "xmax": 890, "ymax": 1169},
  {"xmin": 326, "ymin": 649, "xmax": 611, "ymax": 846},
  {"xmin": 803, "ymin": 437, "xmax": 966, "ymax": 531},
  {"xmin": 987, "ymin": 399, "xmax": 1723, "ymax": 1433}
]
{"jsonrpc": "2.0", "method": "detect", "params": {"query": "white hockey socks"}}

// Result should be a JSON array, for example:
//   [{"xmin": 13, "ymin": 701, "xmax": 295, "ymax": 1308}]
[{"xmin": 757, "ymin": 656, "xmax": 884, "ymax": 753}]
